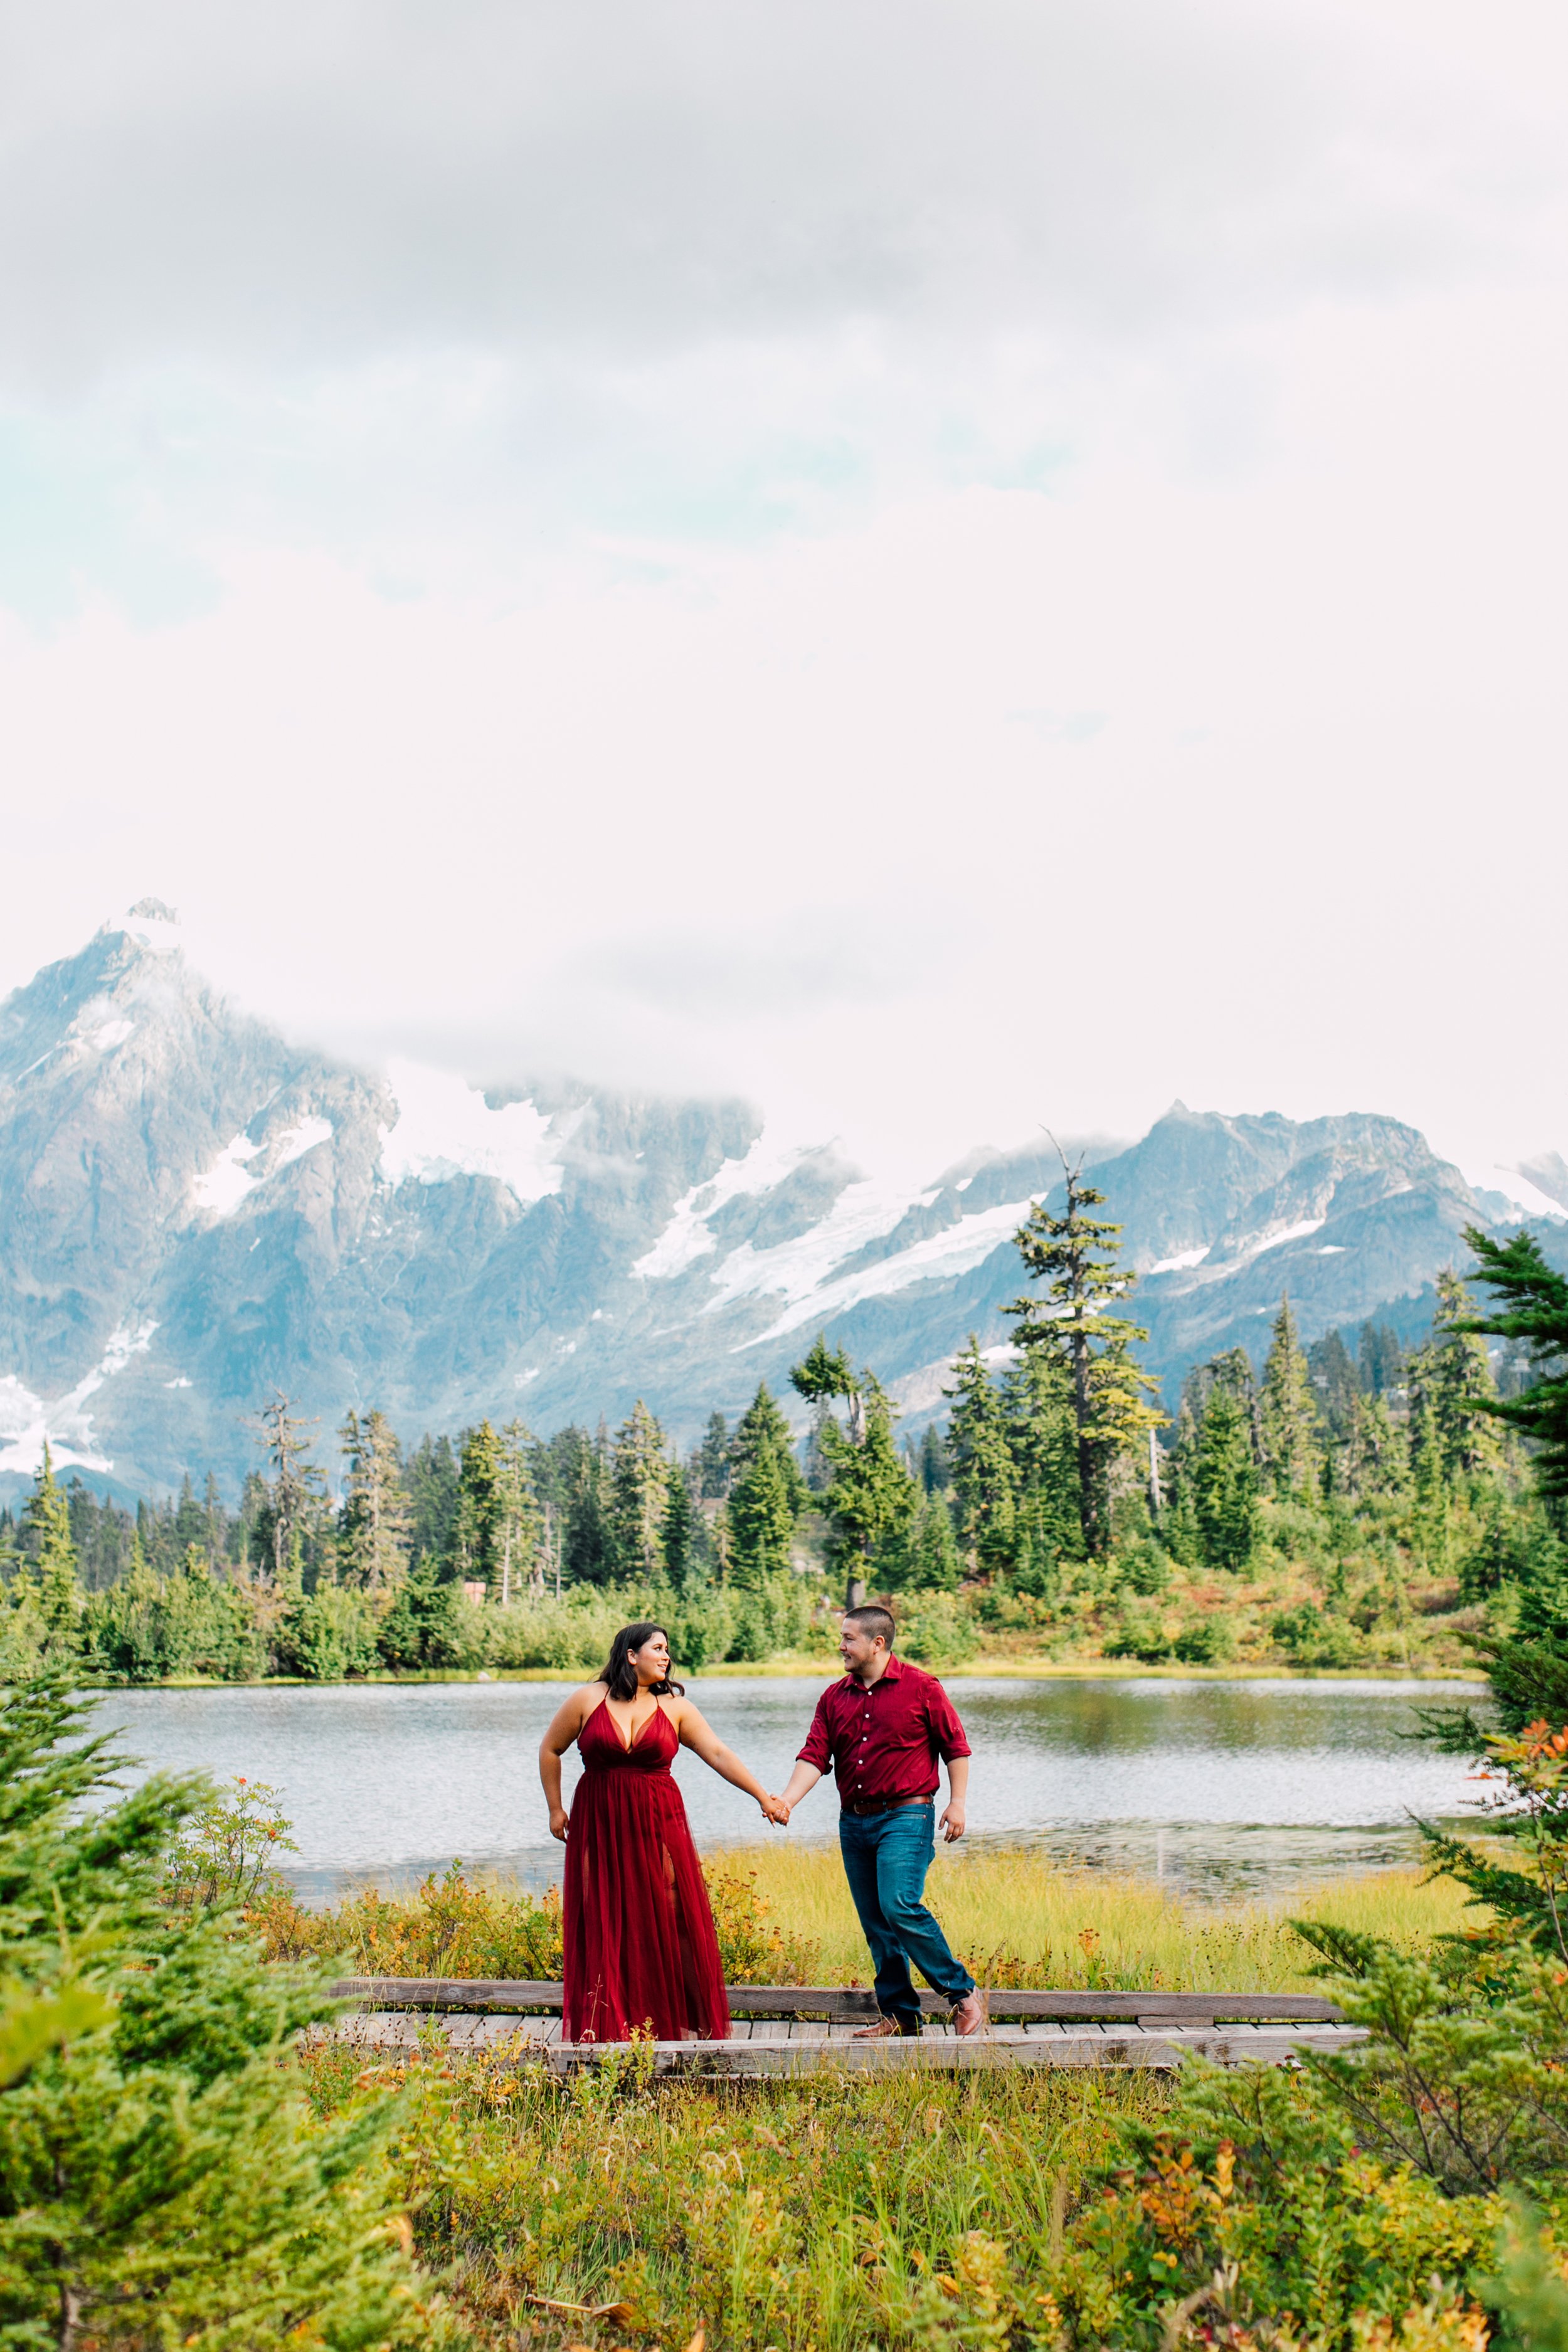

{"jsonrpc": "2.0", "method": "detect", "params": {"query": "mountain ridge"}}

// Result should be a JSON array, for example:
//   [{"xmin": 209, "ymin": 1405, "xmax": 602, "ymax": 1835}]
[{"xmin": 0, "ymin": 910, "xmax": 1559, "ymax": 1498}]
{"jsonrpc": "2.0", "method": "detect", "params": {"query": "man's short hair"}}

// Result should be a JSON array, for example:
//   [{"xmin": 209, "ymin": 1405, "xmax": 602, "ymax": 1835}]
[{"xmin": 843, "ymin": 1604, "xmax": 896, "ymax": 1649}]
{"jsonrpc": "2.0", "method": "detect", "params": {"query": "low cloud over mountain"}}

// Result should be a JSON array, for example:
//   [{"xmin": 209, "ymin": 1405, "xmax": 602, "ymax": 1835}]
[{"xmin": 0, "ymin": 909, "xmax": 1556, "ymax": 1498}]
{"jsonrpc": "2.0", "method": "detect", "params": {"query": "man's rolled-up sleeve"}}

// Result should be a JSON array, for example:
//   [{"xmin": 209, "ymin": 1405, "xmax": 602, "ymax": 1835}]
[
  {"xmin": 798, "ymin": 1691, "xmax": 834, "ymax": 1772},
  {"xmin": 928, "ymin": 1683, "xmax": 972, "ymax": 1762}
]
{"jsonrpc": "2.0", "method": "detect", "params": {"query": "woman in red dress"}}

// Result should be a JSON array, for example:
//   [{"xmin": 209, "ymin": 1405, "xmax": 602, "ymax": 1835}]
[{"xmin": 539, "ymin": 1621, "xmax": 788, "ymax": 2043}]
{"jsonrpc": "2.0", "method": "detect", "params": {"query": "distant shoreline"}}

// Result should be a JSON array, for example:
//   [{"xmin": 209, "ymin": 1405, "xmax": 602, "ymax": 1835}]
[{"xmin": 86, "ymin": 1658, "xmax": 1488, "ymax": 1690}]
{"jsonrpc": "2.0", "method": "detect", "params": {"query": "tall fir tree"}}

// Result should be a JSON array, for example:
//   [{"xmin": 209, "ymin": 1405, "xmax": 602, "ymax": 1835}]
[
  {"xmin": 694, "ymin": 1412, "xmax": 733, "ymax": 1500},
  {"xmin": 661, "ymin": 1461, "xmax": 701, "ymax": 1591},
  {"xmin": 918, "ymin": 1424, "xmax": 950, "ymax": 1494},
  {"xmin": 337, "ymin": 1407, "xmax": 413, "ymax": 1593},
  {"xmin": 1406, "ymin": 1268, "xmax": 1505, "ymax": 1488},
  {"xmin": 1192, "ymin": 1382, "xmax": 1259, "ymax": 1571},
  {"xmin": 555, "ymin": 1424, "xmax": 615, "ymax": 1586},
  {"xmin": 1456, "ymin": 1224, "xmax": 1568, "ymax": 1523},
  {"xmin": 1004, "ymin": 1345, "xmax": 1085, "ymax": 1566},
  {"xmin": 727, "ymin": 1383, "xmax": 801, "ymax": 1586},
  {"xmin": 1258, "ymin": 1296, "xmax": 1321, "ymax": 1500},
  {"xmin": 1005, "ymin": 1158, "xmax": 1162, "ymax": 1555},
  {"xmin": 22, "ymin": 1446, "xmax": 81, "ymax": 1641},
  {"xmin": 943, "ymin": 1337, "xmax": 1018, "ymax": 1572},
  {"xmin": 610, "ymin": 1402, "xmax": 670, "ymax": 1580},
  {"xmin": 903, "ymin": 1490, "xmax": 961, "ymax": 1591},
  {"xmin": 453, "ymin": 1419, "xmax": 538, "ymax": 1602},
  {"xmin": 249, "ymin": 1395, "xmax": 326, "ymax": 1590},
  {"xmin": 790, "ymin": 1341, "xmax": 915, "ymax": 1600}
]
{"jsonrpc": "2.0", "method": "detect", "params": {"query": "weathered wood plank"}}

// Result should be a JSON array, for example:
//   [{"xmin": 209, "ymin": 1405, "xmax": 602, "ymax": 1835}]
[
  {"xmin": 328, "ymin": 1978, "xmax": 1343, "ymax": 2025},
  {"xmin": 320, "ymin": 2013, "xmax": 1367, "ymax": 2075}
]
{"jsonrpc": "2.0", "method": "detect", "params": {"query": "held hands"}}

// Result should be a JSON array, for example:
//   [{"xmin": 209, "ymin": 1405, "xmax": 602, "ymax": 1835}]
[
  {"xmin": 940, "ymin": 1802, "xmax": 966, "ymax": 1843},
  {"xmin": 549, "ymin": 1806, "xmax": 570, "ymax": 1843},
  {"xmin": 760, "ymin": 1793, "xmax": 792, "ymax": 1827}
]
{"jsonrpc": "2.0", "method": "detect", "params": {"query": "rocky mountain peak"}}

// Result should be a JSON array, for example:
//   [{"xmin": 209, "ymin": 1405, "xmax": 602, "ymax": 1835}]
[{"xmin": 0, "ymin": 918, "xmax": 1559, "ymax": 1501}]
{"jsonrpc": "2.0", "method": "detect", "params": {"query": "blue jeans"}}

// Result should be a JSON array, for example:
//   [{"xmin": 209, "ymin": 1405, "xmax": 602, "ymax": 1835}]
[{"xmin": 839, "ymin": 1802, "xmax": 976, "ymax": 2033}]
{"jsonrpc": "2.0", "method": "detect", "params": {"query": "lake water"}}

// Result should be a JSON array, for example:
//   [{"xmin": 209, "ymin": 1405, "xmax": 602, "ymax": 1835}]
[{"xmin": 99, "ymin": 1674, "xmax": 1490, "ymax": 1901}]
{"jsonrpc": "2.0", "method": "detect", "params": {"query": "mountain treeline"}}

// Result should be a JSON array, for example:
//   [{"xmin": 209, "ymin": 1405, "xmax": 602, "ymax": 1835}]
[{"xmin": 0, "ymin": 1168, "xmax": 1555, "ymax": 1682}]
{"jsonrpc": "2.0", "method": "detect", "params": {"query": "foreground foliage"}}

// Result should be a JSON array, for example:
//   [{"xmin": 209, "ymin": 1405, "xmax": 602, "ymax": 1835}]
[{"xmin": 0, "ymin": 1676, "xmax": 442, "ymax": 2349}]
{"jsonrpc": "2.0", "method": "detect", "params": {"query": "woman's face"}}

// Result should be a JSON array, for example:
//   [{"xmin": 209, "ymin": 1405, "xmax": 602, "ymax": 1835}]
[{"xmin": 631, "ymin": 1629, "xmax": 671, "ymax": 1686}]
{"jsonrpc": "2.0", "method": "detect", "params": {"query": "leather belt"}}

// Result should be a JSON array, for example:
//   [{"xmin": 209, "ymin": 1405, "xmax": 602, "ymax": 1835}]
[{"xmin": 840, "ymin": 1793, "xmax": 934, "ymax": 1818}]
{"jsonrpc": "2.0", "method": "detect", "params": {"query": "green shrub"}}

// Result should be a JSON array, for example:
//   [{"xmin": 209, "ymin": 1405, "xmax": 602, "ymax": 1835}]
[
  {"xmin": 896, "ymin": 1591, "xmax": 980, "ymax": 1668},
  {"xmin": 728, "ymin": 1571, "xmax": 813, "ymax": 1662},
  {"xmin": 1105, "ymin": 1606, "xmax": 1172, "ymax": 1663},
  {"xmin": 1172, "ymin": 1614, "xmax": 1235, "ymax": 1665},
  {"xmin": 0, "ymin": 1674, "xmax": 439, "ymax": 2346},
  {"xmin": 1122, "ymin": 1538, "xmax": 1174, "ymax": 1597},
  {"xmin": 1271, "ymin": 1603, "xmax": 1363, "ymax": 1668}
]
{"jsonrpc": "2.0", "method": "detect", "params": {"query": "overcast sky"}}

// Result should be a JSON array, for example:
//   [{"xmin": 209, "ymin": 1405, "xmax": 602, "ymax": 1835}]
[{"xmin": 1, "ymin": 0, "xmax": 1564, "ymax": 1180}]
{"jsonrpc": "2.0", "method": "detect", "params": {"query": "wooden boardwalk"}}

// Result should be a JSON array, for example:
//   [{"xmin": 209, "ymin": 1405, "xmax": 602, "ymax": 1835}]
[{"xmin": 326, "ymin": 1979, "xmax": 1363, "ymax": 2075}]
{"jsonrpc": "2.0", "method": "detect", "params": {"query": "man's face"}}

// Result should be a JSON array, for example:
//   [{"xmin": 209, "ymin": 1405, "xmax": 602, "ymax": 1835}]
[{"xmin": 839, "ymin": 1619, "xmax": 886, "ymax": 1678}]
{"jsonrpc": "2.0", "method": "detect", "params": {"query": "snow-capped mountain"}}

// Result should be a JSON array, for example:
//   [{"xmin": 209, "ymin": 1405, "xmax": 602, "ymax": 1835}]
[{"xmin": 0, "ymin": 906, "xmax": 1558, "ymax": 1498}]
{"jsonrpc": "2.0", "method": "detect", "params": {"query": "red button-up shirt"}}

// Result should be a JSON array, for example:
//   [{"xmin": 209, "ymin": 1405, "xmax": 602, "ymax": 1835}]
[{"xmin": 797, "ymin": 1654, "xmax": 972, "ymax": 1808}]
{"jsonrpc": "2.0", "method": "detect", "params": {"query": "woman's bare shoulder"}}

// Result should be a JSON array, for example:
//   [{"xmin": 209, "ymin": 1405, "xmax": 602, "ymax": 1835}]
[{"xmin": 554, "ymin": 1682, "xmax": 604, "ymax": 1720}]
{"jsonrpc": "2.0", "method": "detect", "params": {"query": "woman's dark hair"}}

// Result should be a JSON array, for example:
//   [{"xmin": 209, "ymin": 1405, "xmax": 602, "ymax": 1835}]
[{"xmin": 598, "ymin": 1622, "xmax": 684, "ymax": 1702}]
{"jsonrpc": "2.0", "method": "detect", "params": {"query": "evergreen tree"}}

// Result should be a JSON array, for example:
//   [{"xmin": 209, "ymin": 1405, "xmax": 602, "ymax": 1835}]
[
  {"xmin": 943, "ymin": 1338, "xmax": 1017, "ymax": 1572},
  {"xmin": 694, "ymin": 1412, "xmax": 733, "ymax": 1500},
  {"xmin": 610, "ymin": 1402, "xmax": 670, "ymax": 1580},
  {"xmin": 802, "ymin": 1401, "xmax": 839, "ymax": 1494},
  {"xmin": 728, "ymin": 1384, "xmax": 800, "ymax": 1586},
  {"xmin": 1358, "ymin": 1321, "xmax": 1406, "ymax": 1397},
  {"xmin": 902, "ymin": 1491, "xmax": 961, "ymax": 1591},
  {"xmin": 661, "ymin": 1461, "xmax": 701, "ymax": 1591},
  {"xmin": 1258, "ymin": 1296, "xmax": 1321, "ymax": 1500},
  {"xmin": 1340, "ymin": 1386, "xmax": 1409, "ymax": 1500},
  {"xmin": 63, "ymin": 1480, "xmax": 134, "ymax": 1594},
  {"xmin": 731, "ymin": 1383, "xmax": 807, "ymax": 1512},
  {"xmin": 919, "ymin": 1424, "xmax": 950, "ymax": 1494},
  {"xmin": 404, "ymin": 1433, "xmax": 462, "ymax": 1566},
  {"xmin": 202, "ymin": 1471, "xmax": 228, "ymax": 1560},
  {"xmin": 553, "ymin": 1425, "xmax": 615, "ymax": 1587},
  {"xmin": 0, "ymin": 1675, "xmax": 429, "ymax": 2344},
  {"xmin": 1005, "ymin": 1158, "xmax": 1162, "ymax": 1555},
  {"xmin": 337, "ymin": 1407, "xmax": 413, "ymax": 1594},
  {"xmin": 453, "ymin": 1420, "xmax": 538, "ymax": 1603},
  {"xmin": 1406, "ymin": 1269, "xmax": 1505, "ymax": 1488},
  {"xmin": 1306, "ymin": 1328, "xmax": 1362, "ymax": 1442},
  {"xmin": 1004, "ymin": 1345, "xmax": 1085, "ymax": 1566},
  {"xmin": 22, "ymin": 1447, "xmax": 81, "ymax": 1642},
  {"xmin": 1192, "ymin": 1383, "xmax": 1259, "ymax": 1571},
  {"xmin": 728, "ymin": 1446, "xmax": 796, "ymax": 1587},
  {"xmin": 248, "ymin": 1396, "xmax": 326, "ymax": 1589},
  {"xmin": 1162, "ymin": 1402, "xmax": 1204, "ymax": 1567},
  {"xmin": 1456, "ymin": 1224, "xmax": 1568, "ymax": 1522},
  {"xmin": 790, "ymin": 1342, "xmax": 916, "ymax": 1599},
  {"xmin": 172, "ymin": 1472, "xmax": 206, "ymax": 1551}
]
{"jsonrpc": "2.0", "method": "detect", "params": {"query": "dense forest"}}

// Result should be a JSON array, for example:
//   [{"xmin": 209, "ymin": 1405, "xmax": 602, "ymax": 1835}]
[{"xmin": 2, "ymin": 1165, "xmax": 1559, "ymax": 1683}]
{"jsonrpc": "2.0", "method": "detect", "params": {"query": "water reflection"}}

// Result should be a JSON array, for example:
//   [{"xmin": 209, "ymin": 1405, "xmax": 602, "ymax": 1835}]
[{"xmin": 100, "ymin": 1673, "xmax": 1488, "ymax": 1902}]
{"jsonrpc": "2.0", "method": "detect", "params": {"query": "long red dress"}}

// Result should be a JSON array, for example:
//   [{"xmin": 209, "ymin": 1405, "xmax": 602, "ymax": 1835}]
[{"xmin": 562, "ymin": 1696, "xmax": 731, "ymax": 2043}]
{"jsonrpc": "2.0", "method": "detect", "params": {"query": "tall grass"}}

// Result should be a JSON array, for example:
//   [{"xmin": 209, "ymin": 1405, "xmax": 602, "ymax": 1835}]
[
  {"xmin": 268, "ymin": 1840, "xmax": 1481, "ymax": 1995},
  {"xmin": 300, "ymin": 2033, "xmax": 1172, "ymax": 2349},
  {"xmin": 706, "ymin": 1841, "xmax": 1481, "ymax": 1991}
]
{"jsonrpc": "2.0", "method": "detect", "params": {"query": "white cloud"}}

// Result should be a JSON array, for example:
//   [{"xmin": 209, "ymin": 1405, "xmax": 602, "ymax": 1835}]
[{"xmin": 0, "ymin": 0, "xmax": 1563, "ymax": 1179}]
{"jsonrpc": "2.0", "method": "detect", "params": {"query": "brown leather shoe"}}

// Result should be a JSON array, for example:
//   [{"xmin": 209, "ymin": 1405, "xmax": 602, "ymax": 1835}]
[
  {"xmin": 951, "ymin": 1989, "xmax": 990, "ymax": 2038},
  {"xmin": 852, "ymin": 2014, "xmax": 912, "ymax": 2039}
]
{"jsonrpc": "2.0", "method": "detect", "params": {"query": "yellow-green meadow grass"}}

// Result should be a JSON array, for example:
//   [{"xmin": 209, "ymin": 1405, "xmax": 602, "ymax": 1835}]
[{"xmin": 704, "ymin": 1841, "xmax": 1481, "ymax": 1991}]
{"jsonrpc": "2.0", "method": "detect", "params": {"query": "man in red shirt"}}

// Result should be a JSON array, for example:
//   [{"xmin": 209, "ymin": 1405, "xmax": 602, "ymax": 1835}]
[{"xmin": 776, "ymin": 1604, "xmax": 988, "ymax": 2038}]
